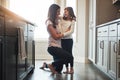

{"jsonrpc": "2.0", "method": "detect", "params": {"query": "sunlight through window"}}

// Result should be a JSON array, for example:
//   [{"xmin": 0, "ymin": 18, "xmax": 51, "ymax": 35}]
[{"xmin": 9, "ymin": 0, "xmax": 54, "ymax": 41}]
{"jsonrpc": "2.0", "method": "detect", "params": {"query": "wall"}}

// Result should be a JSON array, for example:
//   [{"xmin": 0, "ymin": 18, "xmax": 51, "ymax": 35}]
[
  {"xmin": 35, "ymin": 41, "xmax": 52, "ymax": 60},
  {"xmin": 96, "ymin": 0, "xmax": 120, "ymax": 25},
  {"xmin": 74, "ymin": 0, "xmax": 89, "ymax": 63}
]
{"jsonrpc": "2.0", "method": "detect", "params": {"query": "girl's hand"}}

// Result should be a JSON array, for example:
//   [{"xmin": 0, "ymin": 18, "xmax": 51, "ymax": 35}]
[{"xmin": 65, "ymin": 26, "xmax": 71, "ymax": 32}]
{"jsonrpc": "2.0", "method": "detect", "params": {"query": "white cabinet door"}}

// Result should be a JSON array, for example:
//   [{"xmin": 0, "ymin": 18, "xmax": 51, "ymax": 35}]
[
  {"xmin": 117, "ymin": 59, "xmax": 120, "ymax": 80},
  {"xmin": 96, "ymin": 37, "xmax": 103, "ymax": 67},
  {"xmin": 108, "ymin": 37, "xmax": 117, "ymax": 80},
  {"xmin": 96, "ymin": 37, "xmax": 108, "ymax": 73},
  {"xmin": 102, "ymin": 37, "xmax": 108, "ymax": 72}
]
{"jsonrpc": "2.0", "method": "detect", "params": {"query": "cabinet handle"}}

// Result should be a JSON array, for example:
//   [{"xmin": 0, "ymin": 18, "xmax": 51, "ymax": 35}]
[
  {"xmin": 100, "ymin": 41, "xmax": 102, "ymax": 48},
  {"xmin": 102, "ymin": 41, "xmax": 104, "ymax": 49},
  {"xmin": 100, "ymin": 41, "xmax": 104, "ymax": 49},
  {"xmin": 113, "ymin": 42, "xmax": 117, "ymax": 53},
  {"xmin": 110, "ymin": 30, "xmax": 115, "ymax": 32},
  {"xmin": 29, "ymin": 30, "xmax": 33, "ymax": 32},
  {"xmin": 98, "ymin": 31, "xmax": 101, "ymax": 33},
  {"xmin": 119, "ymin": 40, "xmax": 120, "ymax": 55},
  {"xmin": 103, "ymin": 30, "xmax": 107, "ymax": 32}
]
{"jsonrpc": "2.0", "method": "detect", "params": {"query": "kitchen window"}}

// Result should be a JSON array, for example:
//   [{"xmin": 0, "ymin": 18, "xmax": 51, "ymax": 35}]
[{"xmin": 9, "ymin": 0, "xmax": 54, "ymax": 41}]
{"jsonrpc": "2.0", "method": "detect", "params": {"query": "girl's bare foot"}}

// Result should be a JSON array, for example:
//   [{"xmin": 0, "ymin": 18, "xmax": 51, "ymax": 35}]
[
  {"xmin": 63, "ymin": 67, "xmax": 69, "ymax": 74},
  {"xmin": 63, "ymin": 71, "xmax": 69, "ymax": 74},
  {"xmin": 68, "ymin": 68, "xmax": 74, "ymax": 74}
]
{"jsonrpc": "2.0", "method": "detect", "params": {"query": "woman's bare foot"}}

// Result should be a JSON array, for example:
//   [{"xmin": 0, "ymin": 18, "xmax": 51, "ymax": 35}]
[
  {"xmin": 47, "ymin": 64, "xmax": 58, "ymax": 74},
  {"xmin": 40, "ymin": 62, "xmax": 47, "ymax": 69}
]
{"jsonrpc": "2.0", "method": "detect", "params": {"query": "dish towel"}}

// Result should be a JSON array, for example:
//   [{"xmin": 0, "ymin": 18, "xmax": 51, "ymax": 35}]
[{"xmin": 17, "ymin": 27, "xmax": 27, "ymax": 60}]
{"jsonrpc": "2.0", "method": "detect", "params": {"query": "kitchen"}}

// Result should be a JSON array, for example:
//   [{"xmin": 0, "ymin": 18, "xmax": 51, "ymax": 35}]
[{"xmin": 0, "ymin": 0, "xmax": 120, "ymax": 80}]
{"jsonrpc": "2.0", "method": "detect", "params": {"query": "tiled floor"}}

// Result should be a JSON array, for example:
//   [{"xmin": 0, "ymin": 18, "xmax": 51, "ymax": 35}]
[{"xmin": 24, "ymin": 60, "xmax": 112, "ymax": 80}]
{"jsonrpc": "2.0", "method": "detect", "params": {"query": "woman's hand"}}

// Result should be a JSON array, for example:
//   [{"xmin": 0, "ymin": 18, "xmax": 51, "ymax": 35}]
[
  {"xmin": 59, "ymin": 33, "xmax": 64, "ymax": 38},
  {"xmin": 48, "ymin": 25, "xmax": 63, "ymax": 39}
]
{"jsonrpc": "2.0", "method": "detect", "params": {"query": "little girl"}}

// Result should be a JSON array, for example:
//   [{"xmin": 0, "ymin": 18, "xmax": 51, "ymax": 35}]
[{"xmin": 58, "ymin": 7, "xmax": 76, "ymax": 74}]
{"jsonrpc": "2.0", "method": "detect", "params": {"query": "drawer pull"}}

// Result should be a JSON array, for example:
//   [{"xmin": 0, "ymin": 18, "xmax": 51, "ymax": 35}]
[
  {"xmin": 103, "ymin": 31, "xmax": 107, "ymax": 32},
  {"xmin": 110, "ymin": 30, "xmax": 115, "ymax": 32},
  {"xmin": 100, "ymin": 41, "xmax": 104, "ymax": 49},
  {"xmin": 29, "ymin": 30, "xmax": 33, "ymax": 32},
  {"xmin": 113, "ymin": 42, "xmax": 117, "ymax": 53}
]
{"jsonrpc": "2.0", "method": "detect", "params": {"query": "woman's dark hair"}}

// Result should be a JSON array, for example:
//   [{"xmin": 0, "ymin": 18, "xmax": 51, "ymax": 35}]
[
  {"xmin": 63, "ymin": 7, "xmax": 76, "ymax": 21},
  {"xmin": 47, "ymin": 4, "xmax": 60, "ymax": 28}
]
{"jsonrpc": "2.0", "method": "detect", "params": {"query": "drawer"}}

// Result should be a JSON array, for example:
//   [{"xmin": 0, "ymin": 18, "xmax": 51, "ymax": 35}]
[
  {"xmin": 97, "ymin": 26, "xmax": 108, "ymax": 36},
  {"xmin": 109, "ymin": 23, "xmax": 117, "ymax": 37},
  {"xmin": 97, "ymin": 27, "xmax": 102, "ymax": 36}
]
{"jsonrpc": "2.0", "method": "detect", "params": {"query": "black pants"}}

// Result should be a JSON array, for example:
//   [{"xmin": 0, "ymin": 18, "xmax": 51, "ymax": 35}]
[
  {"xmin": 61, "ymin": 39, "xmax": 74, "ymax": 67},
  {"xmin": 47, "ymin": 46, "xmax": 73, "ymax": 73}
]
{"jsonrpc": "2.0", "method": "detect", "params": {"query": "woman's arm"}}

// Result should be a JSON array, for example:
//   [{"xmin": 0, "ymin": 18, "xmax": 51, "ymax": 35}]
[{"xmin": 47, "ymin": 24, "xmax": 63, "ymax": 40}]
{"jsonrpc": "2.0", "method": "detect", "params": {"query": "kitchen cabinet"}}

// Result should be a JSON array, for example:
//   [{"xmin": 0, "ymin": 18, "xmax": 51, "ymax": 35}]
[
  {"xmin": 17, "ymin": 21, "xmax": 28, "ymax": 80},
  {"xmin": 108, "ymin": 37, "xmax": 117, "ymax": 79},
  {"xmin": 0, "ymin": 6, "xmax": 35, "ymax": 80},
  {"xmin": 0, "ymin": 13, "xmax": 4, "ymax": 80},
  {"xmin": 0, "ymin": 15, "xmax": 4, "ymax": 36},
  {"xmin": 0, "ymin": 36, "xmax": 3, "ymax": 80},
  {"xmin": 108, "ymin": 23, "xmax": 117, "ymax": 80},
  {"xmin": 26, "ymin": 24, "xmax": 35, "ymax": 71},
  {"xmin": 96, "ymin": 21, "xmax": 120, "ymax": 80},
  {"xmin": 117, "ymin": 24, "xmax": 120, "ymax": 80},
  {"xmin": 96, "ymin": 26, "xmax": 108, "ymax": 73}
]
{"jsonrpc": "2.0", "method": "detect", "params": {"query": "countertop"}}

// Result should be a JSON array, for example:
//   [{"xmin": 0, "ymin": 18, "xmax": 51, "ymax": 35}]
[
  {"xmin": 0, "ymin": 6, "xmax": 35, "ymax": 26},
  {"xmin": 97, "ymin": 18, "xmax": 120, "ymax": 27}
]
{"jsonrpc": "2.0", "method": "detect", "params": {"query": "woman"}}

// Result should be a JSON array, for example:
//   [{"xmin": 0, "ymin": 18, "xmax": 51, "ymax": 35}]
[
  {"xmin": 40, "ymin": 4, "xmax": 73, "ymax": 74},
  {"xmin": 59, "ymin": 7, "xmax": 76, "ymax": 74}
]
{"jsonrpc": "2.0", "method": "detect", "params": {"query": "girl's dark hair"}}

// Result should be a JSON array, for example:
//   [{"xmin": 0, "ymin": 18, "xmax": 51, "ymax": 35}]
[
  {"xmin": 47, "ymin": 4, "xmax": 60, "ymax": 28},
  {"xmin": 63, "ymin": 7, "xmax": 76, "ymax": 21}
]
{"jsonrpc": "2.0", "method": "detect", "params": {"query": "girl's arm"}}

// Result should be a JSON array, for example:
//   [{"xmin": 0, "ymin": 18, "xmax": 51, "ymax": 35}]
[{"xmin": 63, "ymin": 20, "xmax": 75, "ymax": 37}]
